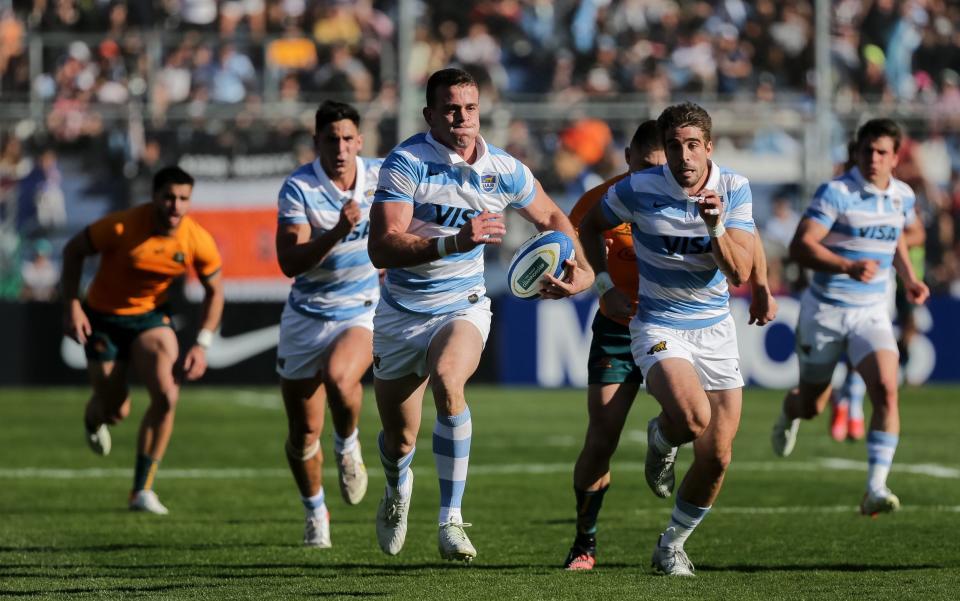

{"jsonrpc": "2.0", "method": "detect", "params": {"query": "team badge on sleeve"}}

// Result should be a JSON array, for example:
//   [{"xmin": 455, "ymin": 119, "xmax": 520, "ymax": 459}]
[{"xmin": 480, "ymin": 173, "xmax": 498, "ymax": 193}]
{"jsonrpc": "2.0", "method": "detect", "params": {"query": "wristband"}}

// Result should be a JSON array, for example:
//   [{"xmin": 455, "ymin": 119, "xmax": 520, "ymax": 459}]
[
  {"xmin": 436, "ymin": 236, "xmax": 448, "ymax": 258},
  {"xmin": 196, "ymin": 329, "xmax": 214, "ymax": 349},
  {"xmin": 708, "ymin": 221, "xmax": 726, "ymax": 238},
  {"xmin": 593, "ymin": 272, "xmax": 614, "ymax": 297}
]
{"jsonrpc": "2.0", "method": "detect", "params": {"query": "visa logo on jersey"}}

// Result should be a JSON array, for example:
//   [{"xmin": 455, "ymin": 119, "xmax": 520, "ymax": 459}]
[
  {"xmin": 857, "ymin": 225, "xmax": 899, "ymax": 241},
  {"xmin": 435, "ymin": 205, "xmax": 480, "ymax": 228},
  {"xmin": 661, "ymin": 235, "xmax": 712, "ymax": 255}
]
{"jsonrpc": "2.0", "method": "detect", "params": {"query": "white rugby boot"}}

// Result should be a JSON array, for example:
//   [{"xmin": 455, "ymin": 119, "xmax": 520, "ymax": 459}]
[
  {"xmin": 438, "ymin": 521, "xmax": 477, "ymax": 563},
  {"xmin": 128, "ymin": 490, "xmax": 169, "ymax": 515},
  {"xmin": 650, "ymin": 536, "xmax": 695, "ymax": 577},
  {"xmin": 376, "ymin": 471, "xmax": 412, "ymax": 555},
  {"xmin": 335, "ymin": 443, "xmax": 368, "ymax": 505},
  {"xmin": 860, "ymin": 488, "xmax": 901, "ymax": 517},
  {"xmin": 645, "ymin": 417, "xmax": 678, "ymax": 498},
  {"xmin": 85, "ymin": 423, "xmax": 111, "ymax": 456},
  {"xmin": 304, "ymin": 509, "xmax": 332, "ymax": 548},
  {"xmin": 771, "ymin": 412, "xmax": 801, "ymax": 457}
]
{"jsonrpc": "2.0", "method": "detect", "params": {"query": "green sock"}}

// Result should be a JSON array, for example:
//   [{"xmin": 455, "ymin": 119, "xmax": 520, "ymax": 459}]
[
  {"xmin": 574, "ymin": 485, "xmax": 609, "ymax": 537},
  {"xmin": 133, "ymin": 454, "xmax": 159, "ymax": 492}
]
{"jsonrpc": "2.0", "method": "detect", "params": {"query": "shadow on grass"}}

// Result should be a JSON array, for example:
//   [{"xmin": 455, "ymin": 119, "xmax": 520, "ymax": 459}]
[
  {"xmin": 697, "ymin": 563, "xmax": 946, "ymax": 573},
  {"xmin": 0, "ymin": 583, "xmax": 189, "ymax": 597}
]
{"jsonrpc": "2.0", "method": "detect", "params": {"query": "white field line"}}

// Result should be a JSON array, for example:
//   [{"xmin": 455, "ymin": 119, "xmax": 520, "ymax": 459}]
[{"xmin": 1, "ymin": 458, "xmax": 956, "ymax": 480}]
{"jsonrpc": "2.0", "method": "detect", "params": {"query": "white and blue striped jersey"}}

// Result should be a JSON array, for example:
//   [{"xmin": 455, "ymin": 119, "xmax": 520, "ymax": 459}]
[
  {"xmin": 374, "ymin": 132, "xmax": 536, "ymax": 314},
  {"xmin": 278, "ymin": 156, "xmax": 383, "ymax": 320},
  {"xmin": 804, "ymin": 167, "xmax": 916, "ymax": 307},
  {"xmin": 601, "ymin": 161, "xmax": 756, "ymax": 330}
]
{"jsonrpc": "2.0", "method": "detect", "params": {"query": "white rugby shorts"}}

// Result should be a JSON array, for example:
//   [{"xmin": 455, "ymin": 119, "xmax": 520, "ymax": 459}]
[
  {"xmin": 372, "ymin": 297, "xmax": 492, "ymax": 380},
  {"xmin": 276, "ymin": 302, "xmax": 374, "ymax": 380},
  {"xmin": 630, "ymin": 313, "xmax": 743, "ymax": 391},
  {"xmin": 794, "ymin": 289, "xmax": 898, "ymax": 383}
]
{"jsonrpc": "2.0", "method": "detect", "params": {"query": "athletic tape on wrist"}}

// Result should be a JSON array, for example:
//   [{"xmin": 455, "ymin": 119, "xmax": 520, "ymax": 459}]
[
  {"xmin": 709, "ymin": 221, "xmax": 726, "ymax": 238},
  {"xmin": 196, "ymin": 329, "xmax": 213, "ymax": 349},
  {"xmin": 593, "ymin": 272, "xmax": 614, "ymax": 297},
  {"xmin": 437, "ymin": 236, "xmax": 449, "ymax": 258}
]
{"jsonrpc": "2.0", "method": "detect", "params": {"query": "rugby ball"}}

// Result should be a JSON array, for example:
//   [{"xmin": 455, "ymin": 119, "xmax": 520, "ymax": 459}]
[{"xmin": 507, "ymin": 230, "xmax": 576, "ymax": 299}]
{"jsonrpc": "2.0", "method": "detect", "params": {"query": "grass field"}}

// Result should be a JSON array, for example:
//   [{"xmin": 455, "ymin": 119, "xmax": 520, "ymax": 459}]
[{"xmin": 1, "ymin": 385, "xmax": 959, "ymax": 600}]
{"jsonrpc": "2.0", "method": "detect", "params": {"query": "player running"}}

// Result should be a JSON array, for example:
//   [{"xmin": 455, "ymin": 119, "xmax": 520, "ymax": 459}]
[
  {"xmin": 578, "ymin": 103, "xmax": 757, "ymax": 576},
  {"xmin": 274, "ymin": 101, "xmax": 383, "ymax": 548},
  {"xmin": 771, "ymin": 118, "xmax": 929, "ymax": 516},
  {"xmin": 368, "ymin": 68, "xmax": 593, "ymax": 563},
  {"xmin": 563, "ymin": 119, "xmax": 777, "ymax": 571},
  {"xmin": 62, "ymin": 166, "xmax": 224, "ymax": 515}
]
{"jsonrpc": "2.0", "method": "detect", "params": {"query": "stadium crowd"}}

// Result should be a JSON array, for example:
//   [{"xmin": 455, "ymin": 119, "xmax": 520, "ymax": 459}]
[{"xmin": 2, "ymin": 0, "xmax": 960, "ymax": 298}]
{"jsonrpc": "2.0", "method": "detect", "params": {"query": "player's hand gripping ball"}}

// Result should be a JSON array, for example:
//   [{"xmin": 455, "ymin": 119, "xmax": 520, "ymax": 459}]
[{"xmin": 507, "ymin": 230, "xmax": 576, "ymax": 299}]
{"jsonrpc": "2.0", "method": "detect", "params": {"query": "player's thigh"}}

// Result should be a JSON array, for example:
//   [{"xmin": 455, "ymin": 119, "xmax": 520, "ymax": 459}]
[
  {"xmin": 131, "ymin": 326, "xmax": 180, "ymax": 392},
  {"xmin": 854, "ymin": 349, "xmax": 899, "ymax": 404},
  {"xmin": 645, "ymin": 357, "xmax": 711, "ymax": 428},
  {"xmin": 848, "ymin": 310, "xmax": 898, "ymax": 369},
  {"xmin": 280, "ymin": 374, "xmax": 326, "ymax": 435},
  {"xmin": 795, "ymin": 294, "xmax": 845, "ymax": 386},
  {"xmin": 699, "ymin": 387, "xmax": 743, "ymax": 459},
  {"xmin": 87, "ymin": 359, "xmax": 130, "ymax": 412},
  {"xmin": 374, "ymin": 373, "xmax": 428, "ymax": 451},
  {"xmin": 322, "ymin": 325, "xmax": 374, "ymax": 386},
  {"xmin": 427, "ymin": 318, "xmax": 485, "ymax": 387}
]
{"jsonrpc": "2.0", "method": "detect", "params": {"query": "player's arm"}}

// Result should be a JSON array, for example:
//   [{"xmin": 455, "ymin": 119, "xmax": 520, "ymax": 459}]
[
  {"xmin": 789, "ymin": 218, "xmax": 878, "ymax": 282},
  {"xmin": 60, "ymin": 228, "xmax": 97, "ymax": 344},
  {"xmin": 698, "ymin": 190, "xmax": 753, "ymax": 286},
  {"xmin": 368, "ymin": 202, "xmax": 505, "ymax": 268},
  {"xmin": 182, "ymin": 270, "xmax": 224, "ymax": 381},
  {"xmin": 276, "ymin": 200, "xmax": 361, "ymax": 277},
  {"xmin": 748, "ymin": 229, "xmax": 778, "ymax": 326},
  {"xmin": 520, "ymin": 181, "xmax": 594, "ymax": 298},
  {"xmin": 576, "ymin": 198, "xmax": 633, "ymax": 320},
  {"xmin": 892, "ymin": 228, "xmax": 929, "ymax": 305},
  {"xmin": 902, "ymin": 210, "xmax": 925, "ymax": 249}
]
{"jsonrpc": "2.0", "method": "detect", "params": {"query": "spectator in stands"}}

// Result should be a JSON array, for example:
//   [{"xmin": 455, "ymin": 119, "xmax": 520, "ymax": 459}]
[{"xmin": 20, "ymin": 238, "xmax": 58, "ymax": 301}]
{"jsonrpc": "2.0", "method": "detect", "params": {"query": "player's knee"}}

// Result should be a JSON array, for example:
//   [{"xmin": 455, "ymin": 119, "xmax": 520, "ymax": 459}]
[
  {"xmin": 701, "ymin": 448, "xmax": 733, "ymax": 475},
  {"xmin": 584, "ymin": 434, "xmax": 618, "ymax": 461},
  {"xmin": 105, "ymin": 400, "xmax": 131, "ymax": 424},
  {"xmin": 285, "ymin": 435, "xmax": 321, "ymax": 462},
  {"xmin": 149, "ymin": 387, "xmax": 179, "ymax": 413},
  {"xmin": 322, "ymin": 368, "xmax": 357, "ymax": 400},
  {"xmin": 797, "ymin": 402, "xmax": 821, "ymax": 420},
  {"xmin": 430, "ymin": 373, "xmax": 466, "ymax": 408},
  {"xmin": 872, "ymin": 379, "xmax": 899, "ymax": 409},
  {"xmin": 677, "ymin": 407, "xmax": 711, "ymax": 439}
]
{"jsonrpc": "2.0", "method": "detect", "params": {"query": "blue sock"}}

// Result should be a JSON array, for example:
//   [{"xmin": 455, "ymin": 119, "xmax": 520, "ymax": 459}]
[
  {"xmin": 378, "ymin": 431, "xmax": 414, "ymax": 498},
  {"xmin": 300, "ymin": 488, "xmax": 326, "ymax": 516},
  {"xmin": 433, "ymin": 407, "xmax": 471, "ymax": 524}
]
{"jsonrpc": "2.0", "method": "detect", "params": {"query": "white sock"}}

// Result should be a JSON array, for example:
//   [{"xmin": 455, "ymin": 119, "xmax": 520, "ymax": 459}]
[
  {"xmin": 301, "ymin": 488, "xmax": 326, "ymax": 518},
  {"xmin": 651, "ymin": 419, "xmax": 675, "ymax": 454},
  {"xmin": 439, "ymin": 507, "xmax": 463, "ymax": 525},
  {"xmin": 334, "ymin": 428, "xmax": 359, "ymax": 455}
]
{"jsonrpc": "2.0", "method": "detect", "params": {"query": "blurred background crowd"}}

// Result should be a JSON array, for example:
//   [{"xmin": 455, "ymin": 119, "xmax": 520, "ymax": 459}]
[{"xmin": 2, "ymin": 0, "xmax": 960, "ymax": 301}]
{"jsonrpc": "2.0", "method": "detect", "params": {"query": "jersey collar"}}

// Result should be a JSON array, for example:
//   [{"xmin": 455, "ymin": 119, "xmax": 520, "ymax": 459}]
[
  {"xmin": 311, "ymin": 156, "xmax": 366, "ymax": 204},
  {"xmin": 425, "ymin": 131, "xmax": 490, "ymax": 173},
  {"xmin": 849, "ymin": 166, "xmax": 894, "ymax": 196}
]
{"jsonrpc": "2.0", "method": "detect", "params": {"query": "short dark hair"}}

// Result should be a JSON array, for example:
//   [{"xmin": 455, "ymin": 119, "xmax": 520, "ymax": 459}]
[
  {"xmin": 425, "ymin": 68, "xmax": 478, "ymax": 108},
  {"xmin": 315, "ymin": 100, "xmax": 361, "ymax": 134},
  {"xmin": 856, "ymin": 118, "xmax": 902, "ymax": 153},
  {"xmin": 657, "ymin": 102, "xmax": 713, "ymax": 143},
  {"xmin": 629, "ymin": 120, "xmax": 663, "ymax": 156},
  {"xmin": 153, "ymin": 166, "xmax": 194, "ymax": 192}
]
